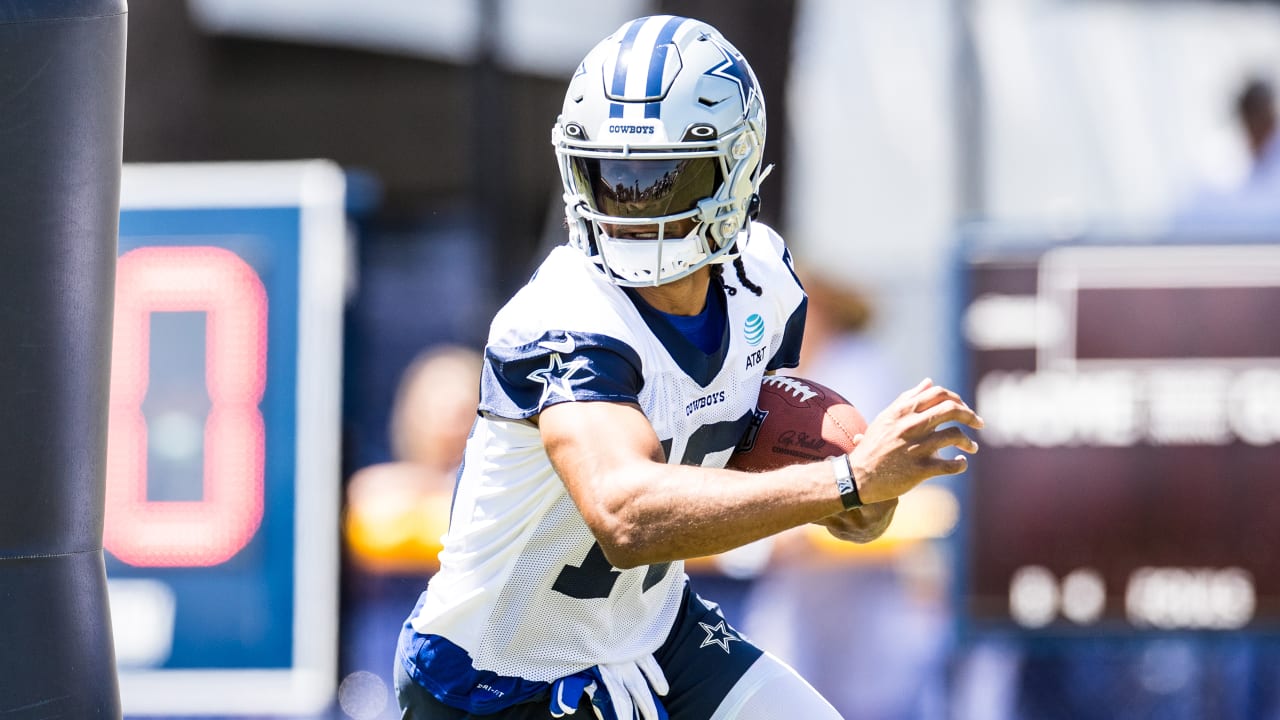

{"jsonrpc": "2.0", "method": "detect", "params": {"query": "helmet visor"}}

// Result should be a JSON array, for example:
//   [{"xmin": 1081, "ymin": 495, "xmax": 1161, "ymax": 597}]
[{"xmin": 571, "ymin": 156, "xmax": 721, "ymax": 220}]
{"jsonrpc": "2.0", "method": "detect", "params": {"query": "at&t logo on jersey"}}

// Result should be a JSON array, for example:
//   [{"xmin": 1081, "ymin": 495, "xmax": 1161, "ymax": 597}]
[
  {"xmin": 744, "ymin": 314, "xmax": 768, "ymax": 369},
  {"xmin": 743, "ymin": 314, "xmax": 765, "ymax": 346}
]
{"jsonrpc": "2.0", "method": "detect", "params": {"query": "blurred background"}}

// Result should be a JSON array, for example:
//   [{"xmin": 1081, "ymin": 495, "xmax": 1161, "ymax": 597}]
[{"xmin": 102, "ymin": 0, "xmax": 1280, "ymax": 717}]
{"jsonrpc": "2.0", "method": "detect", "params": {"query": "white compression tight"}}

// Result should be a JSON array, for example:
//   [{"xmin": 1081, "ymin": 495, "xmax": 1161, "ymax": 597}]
[{"xmin": 708, "ymin": 651, "xmax": 844, "ymax": 719}]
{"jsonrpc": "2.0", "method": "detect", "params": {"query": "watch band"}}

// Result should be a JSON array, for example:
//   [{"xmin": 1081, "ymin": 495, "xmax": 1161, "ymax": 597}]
[{"xmin": 830, "ymin": 454, "xmax": 863, "ymax": 510}]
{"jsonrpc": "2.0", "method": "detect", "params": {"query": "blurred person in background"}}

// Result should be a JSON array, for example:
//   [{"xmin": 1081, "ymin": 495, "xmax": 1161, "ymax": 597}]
[
  {"xmin": 341, "ymin": 344, "xmax": 483, "ymax": 715},
  {"xmin": 1175, "ymin": 75, "xmax": 1280, "ymax": 229},
  {"xmin": 392, "ymin": 14, "xmax": 982, "ymax": 720},
  {"xmin": 1237, "ymin": 77, "xmax": 1277, "ymax": 169},
  {"xmin": 741, "ymin": 270, "xmax": 952, "ymax": 720},
  {"xmin": 345, "ymin": 344, "xmax": 483, "ymax": 574}
]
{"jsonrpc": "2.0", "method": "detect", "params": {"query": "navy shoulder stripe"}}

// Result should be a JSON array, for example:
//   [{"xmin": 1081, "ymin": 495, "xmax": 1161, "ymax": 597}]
[
  {"xmin": 766, "ymin": 295, "xmax": 806, "ymax": 372},
  {"xmin": 480, "ymin": 330, "xmax": 643, "ymax": 419}
]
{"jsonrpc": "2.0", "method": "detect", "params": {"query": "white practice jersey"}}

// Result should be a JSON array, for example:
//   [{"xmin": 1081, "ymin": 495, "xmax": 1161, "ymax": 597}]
[{"xmin": 409, "ymin": 222, "xmax": 807, "ymax": 685}]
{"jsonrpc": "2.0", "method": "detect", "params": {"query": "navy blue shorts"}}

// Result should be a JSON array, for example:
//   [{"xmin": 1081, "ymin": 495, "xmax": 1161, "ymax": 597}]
[{"xmin": 396, "ymin": 582, "xmax": 764, "ymax": 719}]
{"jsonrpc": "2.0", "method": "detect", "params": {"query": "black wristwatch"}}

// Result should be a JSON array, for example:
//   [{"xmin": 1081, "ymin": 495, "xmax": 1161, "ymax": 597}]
[{"xmin": 830, "ymin": 454, "xmax": 863, "ymax": 510}]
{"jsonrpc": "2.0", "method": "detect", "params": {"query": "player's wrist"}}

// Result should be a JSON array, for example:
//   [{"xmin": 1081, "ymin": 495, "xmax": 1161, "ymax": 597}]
[{"xmin": 829, "ymin": 454, "xmax": 863, "ymax": 510}]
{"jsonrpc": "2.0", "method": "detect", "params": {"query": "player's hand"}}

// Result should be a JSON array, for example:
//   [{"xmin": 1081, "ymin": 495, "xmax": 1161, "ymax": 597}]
[
  {"xmin": 817, "ymin": 497, "xmax": 898, "ymax": 544},
  {"xmin": 597, "ymin": 654, "xmax": 669, "ymax": 720},
  {"xmin": 847, "ymin": 378, "xmax": 982, "ymax": 505}
]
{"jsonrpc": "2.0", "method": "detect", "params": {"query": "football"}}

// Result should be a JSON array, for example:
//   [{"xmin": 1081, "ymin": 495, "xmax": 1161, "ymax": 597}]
[{"xmin": 726, "ymin": 375, "xmax": 868, "ymax": 472}]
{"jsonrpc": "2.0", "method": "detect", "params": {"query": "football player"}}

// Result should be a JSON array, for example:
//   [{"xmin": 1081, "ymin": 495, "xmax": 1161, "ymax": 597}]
[{"xmin": 394, "ymin": 15, "xmax": 982, "ymax": 719}]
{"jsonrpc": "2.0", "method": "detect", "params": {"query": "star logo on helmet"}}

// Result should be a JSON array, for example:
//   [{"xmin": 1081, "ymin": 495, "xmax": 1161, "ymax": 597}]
[
  {"xmin": 704, "ymin": 38, "xmax": 755, "ymax": 111},
  {"xmin": 527, "ymin": 352, "xmax": 589, "ymax": 410}
]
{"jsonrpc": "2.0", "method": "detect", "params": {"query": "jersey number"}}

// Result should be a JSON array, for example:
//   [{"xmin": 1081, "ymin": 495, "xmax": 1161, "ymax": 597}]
[
  {"xmin": 552, "ymin": 543, "xmax": 669, "ymax": 600},
  {"xmin": 658, "ymin": 414, "xmax": 754, "ymax": 467},
  {"xmin": 551, "ymin": 412, "xmax": 754, "ymax": 600}
]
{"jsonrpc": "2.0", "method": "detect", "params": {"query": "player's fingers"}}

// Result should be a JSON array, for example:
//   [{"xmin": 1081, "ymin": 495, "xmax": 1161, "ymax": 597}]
[
  {"xmin": 919, "ymin": 426, "xmax": 979, "ymax": 455},
  {"xmin": 859, "ymin": 497, "xmax": 898, "ymax": 525},
  {"xmin": 908, "ymin": 385, "xmax": 965, "ymax": 413},
  {"xmin": 871, "ymin": 499, "xmax": 898, "ymax": 530},
  {"xmin": 925, "ymin": 454, "xmax": 969, "ymax": 477},
  {"xmin": 918, "ymin": 399, "xmax": 983, "ymax": 432},
  {"xmin": 823, "ymin": 498, "xmax": 897, "ymax": 542},
  {"xmin": 892, "ymin": 377, "xmax": 934, "ymax": 408},
  {"xmin": 829, "ymin": 499, "xmax": 891, "ymax": 529}
]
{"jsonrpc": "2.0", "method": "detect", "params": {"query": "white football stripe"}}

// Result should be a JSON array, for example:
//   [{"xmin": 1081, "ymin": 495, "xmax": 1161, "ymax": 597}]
[{"xmin": 624, "ymin": 16, "xmax": 672, "ymax": 101}]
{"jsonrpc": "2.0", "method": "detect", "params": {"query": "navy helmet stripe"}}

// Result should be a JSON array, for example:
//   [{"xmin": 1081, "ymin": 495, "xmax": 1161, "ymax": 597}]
[
  {"xmin": 643, "ymin": 44, "xmax": 669, "ymax": 119},
  {"xmin": 643, "ymin": 44, "xmax": 669, "ymax": 118},
  {"xmin": 610, "ymin": 19, "xmax": 647, "ymax": 102},
  {"xmin": 642, "ymin": 16, "xmax": 688, "ymax": 119}
]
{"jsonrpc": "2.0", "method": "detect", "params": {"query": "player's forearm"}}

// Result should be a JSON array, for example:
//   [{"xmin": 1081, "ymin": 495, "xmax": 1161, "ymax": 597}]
[{"xmin": 586, "ymin": 460, "xmax": 844, "ymax": 568}]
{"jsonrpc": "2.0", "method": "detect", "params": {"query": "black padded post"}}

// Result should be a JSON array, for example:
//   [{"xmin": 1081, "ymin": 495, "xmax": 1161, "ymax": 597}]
[{"xmin": 0, "ymin": 0, "xmax": 127, "ymax": 716}]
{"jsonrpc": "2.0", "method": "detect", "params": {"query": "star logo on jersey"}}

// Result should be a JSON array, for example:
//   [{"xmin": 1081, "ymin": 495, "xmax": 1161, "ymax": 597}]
[
  {"xmin": 703, "ymin": 36, "xmax": 756, "ymax": 111},
  {"xmin": 698, "ymin": 620, "xmax": 741, "ymax": 654},
  {"xmin": 527, "ymin": 352, "xmax": 589, "ymax": 410}
]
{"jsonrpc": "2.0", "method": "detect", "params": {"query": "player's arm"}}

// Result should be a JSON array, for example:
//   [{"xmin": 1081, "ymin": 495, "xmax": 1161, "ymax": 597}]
[
  {"xmin": 540, "ymin": 378, "xmax": 980, "ymax": 568},
  {"xmin": 541, "ymin": 398, "xmax": 839, "ymax": 568}
]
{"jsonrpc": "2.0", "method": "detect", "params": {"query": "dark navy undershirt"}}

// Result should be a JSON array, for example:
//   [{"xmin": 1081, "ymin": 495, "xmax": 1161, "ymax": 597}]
[
  {"xmin": 623, "ymin": 279, "xmax": 730, "ymax": 386},
  {"xmin": 628, "ymin": 280, "xmax": 726, "ymax": 354},
  {"xmin": 655, "ymin": 293, "xmax": 723, "ymax": 355}
]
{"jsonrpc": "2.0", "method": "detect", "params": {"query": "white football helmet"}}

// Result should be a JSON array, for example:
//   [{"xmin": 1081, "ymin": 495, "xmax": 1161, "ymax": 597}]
[{"xmin": 552, "ymin": 15, "xmax": 768, "ymax": 286}]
